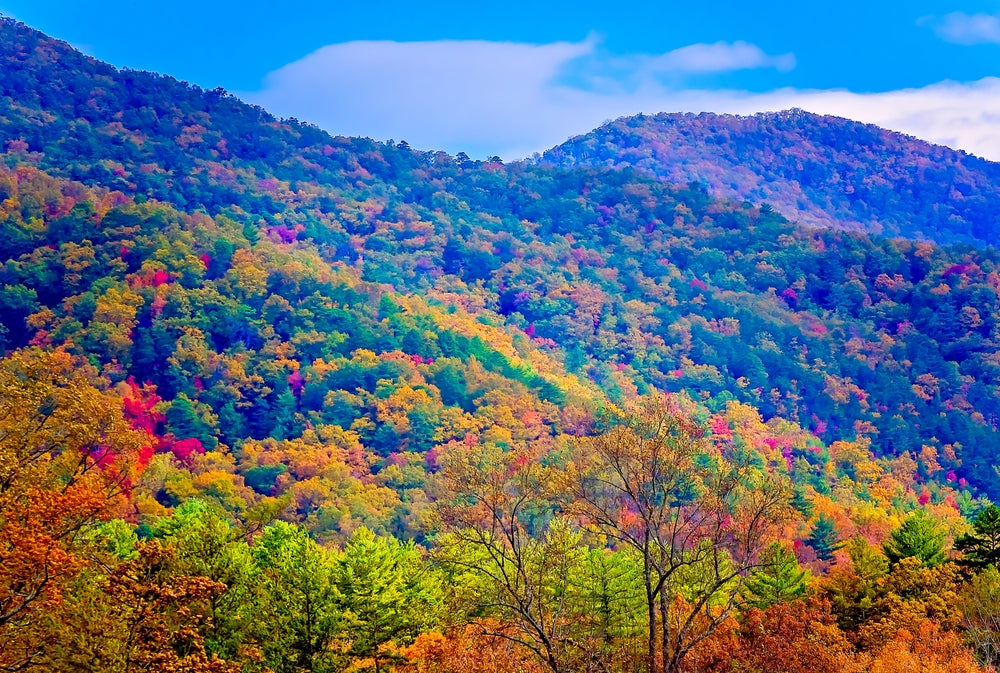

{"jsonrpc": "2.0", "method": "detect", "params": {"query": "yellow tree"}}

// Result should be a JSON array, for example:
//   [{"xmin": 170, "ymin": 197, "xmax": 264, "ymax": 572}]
[{"xmin": 0, "ymin": 348, "xmax": 149, "ymax": 670}]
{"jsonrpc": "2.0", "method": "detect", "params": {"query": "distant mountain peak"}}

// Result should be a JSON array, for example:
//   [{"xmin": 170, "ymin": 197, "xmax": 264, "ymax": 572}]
[{"xmin": 543, "ymin": 108, "xmax": 1000, "ymax": 246}]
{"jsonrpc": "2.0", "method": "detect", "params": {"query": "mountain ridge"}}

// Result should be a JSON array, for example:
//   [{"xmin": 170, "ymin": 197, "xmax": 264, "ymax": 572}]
[
  {"xmin": 7, "ymin": 13, "xmax": 999, "ymax": 251},
  {"xmin": 541, "ymin": 109, "xmax": 1000, "ymax": 247}
]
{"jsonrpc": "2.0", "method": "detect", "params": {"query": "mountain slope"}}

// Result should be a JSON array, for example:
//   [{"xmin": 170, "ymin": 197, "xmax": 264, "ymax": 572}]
[
  {"xmin": 541, "ymin": 110, "xmax": 1000, "ymax": 247},
  {"xmin": 0, "ymin": 15, "xmax": 401, "ymax": 216},
  {"xmin": 3, "ymin": 17, "xmax": 1000, "ymax": 500}
]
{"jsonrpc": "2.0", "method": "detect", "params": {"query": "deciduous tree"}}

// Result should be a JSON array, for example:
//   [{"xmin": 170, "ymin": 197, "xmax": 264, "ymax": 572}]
[
  {"xmin": 436, "ymin": 440, "xmax": 588, "ymax": 673},
  {"xmin": 563, "ymin": 395, "xmax": 792, "ymax": 673},
  {"xmin": 0, "ymin": 348, "xmax": 148, "ymax": 670}
]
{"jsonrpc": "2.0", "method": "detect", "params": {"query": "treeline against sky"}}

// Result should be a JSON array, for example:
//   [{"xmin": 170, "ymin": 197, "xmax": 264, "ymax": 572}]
[{"xmin": 4, "ymin": 15, "xmax": 1000, "ymax": 673}]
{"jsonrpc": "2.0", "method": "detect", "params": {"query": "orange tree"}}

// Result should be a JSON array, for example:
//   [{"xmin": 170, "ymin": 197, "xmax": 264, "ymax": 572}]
[{"xmin": 0, "ymin": 348, "xmax": 149, "ymax": 670}]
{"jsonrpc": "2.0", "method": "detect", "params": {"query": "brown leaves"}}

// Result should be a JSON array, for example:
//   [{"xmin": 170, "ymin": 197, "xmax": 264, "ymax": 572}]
[
  {"xmin": 864, "ymin": 619, "xmax": 984, "ymax": 673},
  {"xmin": 36, "ymin": 539, "xmax": 244, "ymax": 673},
  {"xmin": 686, "ymin": 599, "xmax": 987, "ymax": 673},
  {"xmin": 97, "ymin": 541, "xmax": 242, "ymax": 673},
  {"xmin": 402, "ymin": 622, "xmax": 546, "ymax": 673},
  {"xmin": 736, "ymin": 599, "xmax": 856, "ymax": 673}
]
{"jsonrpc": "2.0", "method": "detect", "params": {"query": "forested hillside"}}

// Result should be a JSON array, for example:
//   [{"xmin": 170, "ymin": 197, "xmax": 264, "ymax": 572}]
[
  {"xmin": 3, "ymin": 16, "xmax": 1000, "ymax": 673},
  {"xmin": 542, "ymin": 110, "xmax": 1000, "ymax": 246},
  {"xmin": 3, "ymin": 14, "xmax": 1000, "ymax": 494}
]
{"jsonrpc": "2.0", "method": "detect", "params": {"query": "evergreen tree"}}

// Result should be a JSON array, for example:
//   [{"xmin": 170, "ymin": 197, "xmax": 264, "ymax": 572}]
[
  {"xmin": 254, "ymin": 521, "xmax": 340, "ymax": 673},
  {"xmin": 829, "ymin": 537, "xmax": 890, "ymax": 633},
  {"xmin": 334, "ymin": 527, "xmax": 441, "ymax": 672},
  {"xmin": 956, "ymin": 504, "xmax": 1000, "ymax": 569},
  {"xmin": 806, "ymin": 513, "xmax": 842, "ymax": 562},
  {"xmin": 436, "ymin": 330, "xmax": 460, "ymax": 358},
  {"xmin": 378, "ymin": 294, "xmax": 400, "ymax": 320},
  {"xmin": 369, "ymin": 422, "xmax": 401, "ymax": 458},
  {"xmin": 244, "ymin": 464, "xmax": 287, "ymax": 495},
  {"xmin": 431, "ymin": 362, "xmax": 469, "ymax": 410},
  {"xmin": 791, "ymin": 487, "xmax": 815, "ymax": 518},
  {"xmin": 442, "ymin": 237, "xmax": 465, "ymax": 275},
  {"xmin": 165, "ymin": 393, "xmax": 217, "ymax": 450},
  {"xmin": 741, "ymin": 542, "xmax": 809, "ymax": 608},
  {"xmin": 271, "ymin": 378, "xmax": 301, "ymax": 441},
  {"xmin": 242, "ymin": 222, "xmax": 259, "ymax": 245},
  {"xmin": 883, "ymin": 510, "xmax": 947, "ymax": 566},
  {"xmin": 216, "ymin": 400, "xmax": 246, "ymax": 449},
  {"xmin": 400, "ymin": 329, "xmax": 425, "ymax": 355},
  {"xmin": 247, "ymin": 393, "xmax": 274, "ymax": 440}
]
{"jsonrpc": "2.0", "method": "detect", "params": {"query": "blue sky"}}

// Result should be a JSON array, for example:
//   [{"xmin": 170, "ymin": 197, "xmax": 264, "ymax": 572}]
[{"xmin": 4, "ymin": 1, "xmax": 1000, "ymax": 159}]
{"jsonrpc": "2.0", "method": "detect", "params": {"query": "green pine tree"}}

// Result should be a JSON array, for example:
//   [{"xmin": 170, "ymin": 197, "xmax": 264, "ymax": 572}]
[
  {"xmin": 883, "ymin": 509, "xmax": 947, "ymax": 566},
  {"xmin": 378, "ymin": 294, "xmax": 400, "ymax": 320},
  {"xmin": 335, "ymin": 527, "xmax": 442, "ymax": 673},
  {"xmin": 247, "ymin": 392, "xmax": 274, "ymax": 440},
  {"xmin": 956, "ymin": 504, "xmax": 1000, "ymax": 569},
  {"xmin": 216, "ymin": 400, "xmax": 246, "ymax": 449},
  {"xmin": 741, "ymin": 542, "xmax": 809, "ymax": 608},
  {"xmin": 791, "ymin": 486, "xmax": 815, "ymax": 518},
  {"xmin": 806, "ymin": 513, "xmax": 842, "ymax": 562},
  {"xmin": 431, "ymin": 362, "xmax": 470, "ymax": 410},
  {"xmin": 165, "ymin": 393, "xmax": 217, "ymax": 450},
  {"xmin": 254, "ymin": 521, "xmax": 341, "ymax": 673},
  {"xmin": 271, "ymin": 379, "xmax": 301, "ymax": 441}
]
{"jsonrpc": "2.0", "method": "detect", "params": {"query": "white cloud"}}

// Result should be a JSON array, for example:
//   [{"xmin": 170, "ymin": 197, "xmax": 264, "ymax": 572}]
[
  {"xmin": 933, "ymin": 12, "xmax": 1000, "ymax": 45},
  {"xmin": 643, "ymin": 41, "xmax": 795, "ymax": 74},
  {"xmin": 743, "ymin": 79, "xmax": 1000, "ymax": 161},
  {"xmin": 243, "ymin": 38, "xmax": 1000, "ymax": 162},
  {"xmin": 244, "ymin": 39, "xmax": 596, "ymax": 159}
]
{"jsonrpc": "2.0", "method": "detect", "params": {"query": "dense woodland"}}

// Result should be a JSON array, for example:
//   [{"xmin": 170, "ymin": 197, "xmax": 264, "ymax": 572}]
[
  {"xmin": 3, "ymin": 15, "xmax": 1000, "ymax": 673},
  {"xmin": 542, "ymin": 110, "xmax": 1000, "ymax": 246}
]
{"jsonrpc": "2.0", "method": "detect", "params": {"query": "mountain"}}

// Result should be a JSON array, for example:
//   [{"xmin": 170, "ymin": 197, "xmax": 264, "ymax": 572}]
[
  {"xmin": 2, "ymin": 17, "xmax": 1000, "ymax": 499},
  {"xmin": 2, "ymin": 17, "xmax": 998, "ymax": 673},
  {"xmin": 541, "ymin": 110, "xmax": 1000, "ymax": 247}
]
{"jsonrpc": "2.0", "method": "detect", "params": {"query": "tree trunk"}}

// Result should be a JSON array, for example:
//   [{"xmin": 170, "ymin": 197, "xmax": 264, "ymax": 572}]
[
  {"xmin": 660, "ymin": 589, "xmax": 670, "ymax": 673},
  {"xmin": 645, "ymin": 570, "xmax": 658, "ymax": 673}
]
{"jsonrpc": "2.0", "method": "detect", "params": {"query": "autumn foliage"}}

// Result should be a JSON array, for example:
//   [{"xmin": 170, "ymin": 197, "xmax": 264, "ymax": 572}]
[
  {"xmin": 403, "ymin": 623, "xmax": 546, "ymax": 673},
  {"xmin": 1, "ymin": 15, "xmax": 1000, "ymax": 673},
  {"xmin": 0, "ymin": 348, "xmax": 149, "ymax": 670}
]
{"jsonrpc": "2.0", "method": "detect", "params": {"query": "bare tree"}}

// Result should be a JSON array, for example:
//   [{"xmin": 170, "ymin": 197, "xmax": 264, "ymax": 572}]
[
  {"xmin": 562, "ymin": 395, "xmax": 792, "ymax": 673},
  {"xmin": 435, "ymin": 440, "xmax": 586, "ymax": 673}
]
